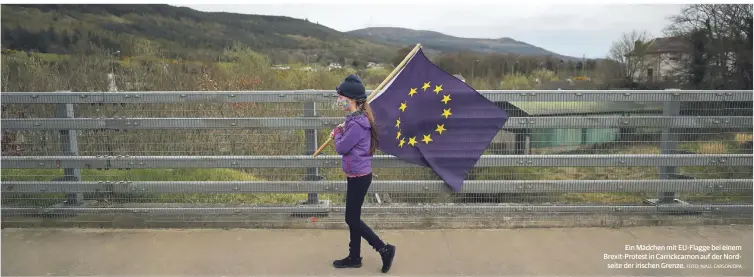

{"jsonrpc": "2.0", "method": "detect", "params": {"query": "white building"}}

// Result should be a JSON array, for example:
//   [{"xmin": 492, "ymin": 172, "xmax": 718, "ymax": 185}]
[
  {"xmin": 328, "ymin": 63, "xmax": 342, "ymax": 71},
  {"xmin": 107, "ymin": 73, "xmax": 118, "ymax": 92},
  {"xmin": 271, "ymin": 65, "xmax": 291, "ymax": 70},
  {"xmin": 626, "ymin": 36, "xmax": 688, "ymax": 84}
]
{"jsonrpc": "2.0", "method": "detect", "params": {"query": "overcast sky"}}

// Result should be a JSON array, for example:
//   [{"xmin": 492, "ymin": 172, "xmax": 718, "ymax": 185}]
[{"xmin": 184, "ymin": 4, "xmax": 684, "ymax": 58}]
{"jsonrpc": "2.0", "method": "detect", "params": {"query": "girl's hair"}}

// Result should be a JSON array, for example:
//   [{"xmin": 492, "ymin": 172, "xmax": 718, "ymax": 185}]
[{"xmin": 357, "ymin": 100, "xmax": 379, "ymax": 155}]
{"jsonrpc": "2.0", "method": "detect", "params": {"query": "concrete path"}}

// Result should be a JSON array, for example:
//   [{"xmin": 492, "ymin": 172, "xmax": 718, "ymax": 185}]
[{"xmin": 2, "ymin": 225, "xmax": 751, "ymax": 276}]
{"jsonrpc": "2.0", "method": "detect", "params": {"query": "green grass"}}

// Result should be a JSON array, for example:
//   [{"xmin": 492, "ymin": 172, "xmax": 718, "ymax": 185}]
[
  {"xmin": 3, "ymin": 135, "xmax": 750, "ymax": 206},
  {"xmin": 463, "ymin": 139, "xmax": 753, "ymax": 204},
  {"xmin": 1, "ymin": 168, "xmax": 344, "ymax": 206},
  {"xmin": 3, "ymin": 139, "xmax": 751, "ymax": 206},
  {"xmin": 556, "ymin": 192, "xmax": 751, "ymax": 204},
  {"xmin": 2, "ymin": 168, "xmax": 262, "ymax": 182}
]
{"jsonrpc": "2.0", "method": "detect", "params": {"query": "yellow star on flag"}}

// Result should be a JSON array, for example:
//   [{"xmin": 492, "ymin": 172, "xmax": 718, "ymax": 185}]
[
  {"xmin": 435, "ymin": 124, "xmax": 446, "ymax": 134},
  {"xmin": 398, "ymin": 137, "xmax": 405, "ymax": 148},
  {"xmin": 396, "ymin": 130, "xmax": 402, "ymax": 139},
  {"xmin": 442, "ymin": 108, "xmax": 452, "ymax": 119},
  {"xmin": 408, "ymin": 88, "xmax": 417, "ymax": 97},
  {"xmin": 408, "ymin": 136, "xmax": 417, "ymax": 147},
  {"xmin": 422, "ymin": 134, "xmax": 433, "ymax": 144},
  {"xmin": 422, "ymin": 81, "xmax": 431, "ymax": 91},
  {"xmin": 433, "ymin": 84, "xmax": 443, "ymax": 94},
  {"xmin": 441, "ymin": 94, "xmax": 451, "ymax": 104},
  {"xmin": 399, "ymin": 102, "xmax": 407, "ymax": 112},
  {"xmin": 395, "ymin": 118, "xmax": 401, "ymax": 128}
]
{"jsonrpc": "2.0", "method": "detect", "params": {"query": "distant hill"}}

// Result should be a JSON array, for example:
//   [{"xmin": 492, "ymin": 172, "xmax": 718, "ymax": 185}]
[
  {"xmin": 0, "ymin": 4, "xmax": 396, "ymax": 63},
  {"xmin": 347, "ymin": 27, "xmax": 578, "ymax": 61}
]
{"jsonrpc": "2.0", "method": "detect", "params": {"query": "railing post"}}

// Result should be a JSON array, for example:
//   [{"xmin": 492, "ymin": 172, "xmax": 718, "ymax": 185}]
[
  {"xmin": 56, "ymin": 102, "xmax": 83, "ymax": 205},
  {"xmin": 658, "ymin": 92, "xmax": 680, "ymax": 204},
  {"xmin": 303, "ymin": 100, "xmax": 321, "ymax": 204}
]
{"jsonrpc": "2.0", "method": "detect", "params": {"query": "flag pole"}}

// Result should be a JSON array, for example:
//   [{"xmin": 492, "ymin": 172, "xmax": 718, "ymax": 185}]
[{"xmin": 312, "ymin": 43, "xmax": 422, "ymax": 157}]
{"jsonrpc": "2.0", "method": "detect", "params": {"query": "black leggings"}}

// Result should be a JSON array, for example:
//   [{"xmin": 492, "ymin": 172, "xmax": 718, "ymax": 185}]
[{"xmin": 345, "ymin": 173, "xmax": 386, "ymax": 258}]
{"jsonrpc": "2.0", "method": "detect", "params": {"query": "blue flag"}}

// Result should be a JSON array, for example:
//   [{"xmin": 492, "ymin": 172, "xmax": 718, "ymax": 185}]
[{"xmin": 370, "ymin": 48, "xmax": 509, "ymax": 192}]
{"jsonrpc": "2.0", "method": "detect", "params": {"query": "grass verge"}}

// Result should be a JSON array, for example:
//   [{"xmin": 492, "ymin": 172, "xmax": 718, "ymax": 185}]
[{"xmin": 1, "ymin": 168, "xmax": 343, "ymax": 206}]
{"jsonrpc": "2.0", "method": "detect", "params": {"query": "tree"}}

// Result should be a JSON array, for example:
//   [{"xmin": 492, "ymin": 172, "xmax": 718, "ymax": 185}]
[
  {"xmin": 608, "ymin": 30, "xmax": 651, "ymax": 82},
  {"xmin": 687, "ymin": 28, "xmax": 708, "ymax": 88},
  {"xmin": 433, "ymin": 53, "xmax": 464, "ymax": 76},
  {"xmin": 544, "ymin": 58, "xmax": 554, "ymax": 71},
  {"xmin": 595, "ymin": 59, "xmax": 624, "ymax": 82},
  {"xmin": 588, "ymin": 60, "xmax": 598, "ymax": 71},
  {"xmin": 391, "ymin": 46, "xmax": 413, "ymax": 67},
  {"xmin": 665, "ymin": 4, "xmax": 752, "ymax": 89},
  {"xmin": 565, "ymin": 60, "xmax": 574, "ymax": 76},
  {"xmin": 61, "ymin": 29, "xmax": 71, "ymax": 47}
]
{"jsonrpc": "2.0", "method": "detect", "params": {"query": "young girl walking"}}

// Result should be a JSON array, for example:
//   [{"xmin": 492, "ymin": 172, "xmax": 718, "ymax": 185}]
[{"xmin": 329, "ymin": 74, "xmax": 396, "ymax": 273}]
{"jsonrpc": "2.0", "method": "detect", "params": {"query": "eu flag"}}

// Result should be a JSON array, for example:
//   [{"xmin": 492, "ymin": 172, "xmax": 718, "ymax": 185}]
[{"xmin": 370, "ymin": 48, "xmax": 509, "ymax": 192}]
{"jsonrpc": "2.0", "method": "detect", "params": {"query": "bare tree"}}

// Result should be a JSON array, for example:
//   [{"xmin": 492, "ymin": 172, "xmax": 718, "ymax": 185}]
[
  {"xmin": 608, "ymin": 30, "xmax": 652, "ymax": 82},
  {"xmin": 664, "ymin": 4, "xmax": 753, "ymax": 89},
  {"xmin": 595, "ymin": 58, "xmax": 624, "ymax": 82}
]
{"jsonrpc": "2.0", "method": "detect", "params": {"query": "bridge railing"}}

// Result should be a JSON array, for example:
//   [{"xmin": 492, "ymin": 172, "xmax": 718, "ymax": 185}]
[{"xmin": 1, "ymin": 90, "xmax": 752, "ymax": 228}]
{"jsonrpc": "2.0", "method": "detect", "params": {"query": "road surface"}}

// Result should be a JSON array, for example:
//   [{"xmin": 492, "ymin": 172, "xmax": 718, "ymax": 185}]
[{"xmin": 2, "ymin": 225, "xmax": 751, "ymax": 276}]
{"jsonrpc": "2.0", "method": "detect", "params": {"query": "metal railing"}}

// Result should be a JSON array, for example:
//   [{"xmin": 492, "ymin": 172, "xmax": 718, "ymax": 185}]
[{"xmin": 1, "ymin": 90, "xmax": 752, "ymax": 228}]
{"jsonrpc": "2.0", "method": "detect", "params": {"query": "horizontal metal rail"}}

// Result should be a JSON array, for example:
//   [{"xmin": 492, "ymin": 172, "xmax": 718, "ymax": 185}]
[
  {"xmin": 3, "ymin": 116, "xmax": 751, "ymax": 130},
  {"xmin": 3, "ymin": 179, "xmax": 750, "ymax": 194},
  {"xmin": 2, "ymin": 204, "xmax": 751, "ymax": 216},
  {"xmin": 2, "ymin": 90, "xmax": 751, "ymax": 104},
  {"xmin": 3, "ymin": 154, "xmax": 750, "ymax": 169}
]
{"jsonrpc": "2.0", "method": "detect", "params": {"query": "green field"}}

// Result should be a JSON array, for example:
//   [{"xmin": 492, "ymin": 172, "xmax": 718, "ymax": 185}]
[
  {"xmin": 2, "ymin": 42, "xmax": 751, "ymax": 208},
  {"xmin": 3, "ymin": 139, "xmax": 751, "ymax": 207}
]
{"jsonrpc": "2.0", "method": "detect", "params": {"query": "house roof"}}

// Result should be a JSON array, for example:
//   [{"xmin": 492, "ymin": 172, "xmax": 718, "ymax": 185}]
[
  {"xmin": 644, "ymin": 36, "xmax": 689, "ymax": 54},
  {"xmin": 627, "ymin": 36, "xmax": 689, "ymax": 56}
]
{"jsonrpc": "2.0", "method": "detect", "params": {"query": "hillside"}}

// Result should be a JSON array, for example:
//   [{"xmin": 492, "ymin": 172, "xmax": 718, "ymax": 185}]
[
  {"xmin": 347, "ymin": 27, "xmax": 577, "ymax": 61},
  {"xmin": 0, "ymin": 4, "xmax": 396, "ymax": 64}
]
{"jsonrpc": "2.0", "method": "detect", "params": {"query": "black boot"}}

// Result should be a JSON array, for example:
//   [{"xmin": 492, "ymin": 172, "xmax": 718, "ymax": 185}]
[
  {"xmin": 333, "ymin": 256, "xmax": 362, "ymax": 269},
  {"xmin": 378, "ymin": 244, "xmax": 396, "ymax": 273}
]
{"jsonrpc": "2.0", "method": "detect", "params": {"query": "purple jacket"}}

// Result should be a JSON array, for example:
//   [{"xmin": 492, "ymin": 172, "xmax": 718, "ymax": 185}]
[{"xmin": 334, "ymin": 111, "xmax": 372, "ymax": 175}]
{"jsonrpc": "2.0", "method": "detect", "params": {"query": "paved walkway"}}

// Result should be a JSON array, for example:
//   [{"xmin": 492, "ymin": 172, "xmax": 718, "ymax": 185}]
[{"xmin": 2, "ymin": 225, "xmax": 751, "ymax": 276}]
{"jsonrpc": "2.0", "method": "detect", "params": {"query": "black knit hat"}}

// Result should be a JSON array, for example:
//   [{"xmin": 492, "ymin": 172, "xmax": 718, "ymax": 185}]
[{"xmin": 336, "ymin": 74, "xmax": 367, "ymax": 101}]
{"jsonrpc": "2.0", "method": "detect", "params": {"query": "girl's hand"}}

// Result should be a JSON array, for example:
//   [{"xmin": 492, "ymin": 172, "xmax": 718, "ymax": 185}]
[{"xmin": 330, "ymin": 124, "xmax": 344, "ymax": 138}]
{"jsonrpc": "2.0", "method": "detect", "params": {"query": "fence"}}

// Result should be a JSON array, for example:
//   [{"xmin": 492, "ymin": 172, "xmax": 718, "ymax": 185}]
[{"xmin": 1, "ymin": 90, "xmax": 752, "ymax": 229}]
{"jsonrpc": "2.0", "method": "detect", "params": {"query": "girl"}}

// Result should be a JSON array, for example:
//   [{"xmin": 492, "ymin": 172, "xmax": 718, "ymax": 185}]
[{"xmin": 330, "ymin": 74, "xmax": 396, "ymax": 273}]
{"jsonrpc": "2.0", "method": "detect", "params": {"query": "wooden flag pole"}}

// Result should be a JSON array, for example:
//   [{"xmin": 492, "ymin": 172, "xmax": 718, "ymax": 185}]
[{"xmin": 312, "ymin": 43, "xmax": 422, "ymax": 157}]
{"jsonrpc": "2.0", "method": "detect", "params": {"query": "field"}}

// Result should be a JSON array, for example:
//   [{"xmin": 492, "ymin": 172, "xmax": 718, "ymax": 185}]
[{"xmin": 2, "ymin": 47, "xmax": 752, "ymax": 208}]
